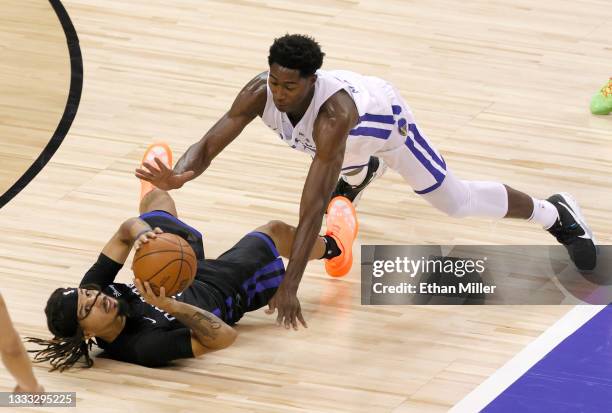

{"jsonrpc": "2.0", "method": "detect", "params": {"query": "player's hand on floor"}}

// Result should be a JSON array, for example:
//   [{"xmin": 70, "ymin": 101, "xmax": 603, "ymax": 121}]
[
  {"xmin": 134, "ymin": 157, "xmax": 195, "ymax": 191},
  {"xmin": 133, "ymin": 278, "xmax": 174, "ymax": 311},
  {"xmin": 265, "ymin": 288, "xmax": 307, "ymax": 330},
  {"xmin": 134, "ymin": 227, "xmax": 163, "ymax": 251}
]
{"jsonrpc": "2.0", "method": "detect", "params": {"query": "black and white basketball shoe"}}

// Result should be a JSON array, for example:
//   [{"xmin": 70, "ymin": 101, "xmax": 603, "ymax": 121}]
[
  {"xmin": 331, "ymin": 156, "xmax": 387, "ymax": 206},
  {"xmin": 546, "ymin": 193, "xmax": 598, "ymax": 271}
]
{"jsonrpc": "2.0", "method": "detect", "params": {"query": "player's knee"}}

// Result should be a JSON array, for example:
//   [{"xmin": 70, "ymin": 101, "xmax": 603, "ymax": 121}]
[
  {"xmin": 257, "ymin": 220, "xmax": 293, "ymax": 248},
  {"xmin": 424, "ymin": 194, "xmax": 471, "ymax": 218},
  {"xmin": 139, "ymin": 188, "xmax": 177, "ymax": 216},
  {"xmin": 421, "ymin": 175, "xmax": 472, "ymax": 218},
  {"xmin": 259, "ymin": 220, "xmax": 290, "ymax": 238}
]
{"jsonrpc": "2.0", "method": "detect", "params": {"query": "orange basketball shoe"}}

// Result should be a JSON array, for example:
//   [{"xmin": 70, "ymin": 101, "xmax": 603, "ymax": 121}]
[
  {"xmin": 139, "ymin": 142, "xmax": 173, "ymax": 200},
  {"xmin": 324, "ymin": 196, "xmax": 359, "ymax": 277}
]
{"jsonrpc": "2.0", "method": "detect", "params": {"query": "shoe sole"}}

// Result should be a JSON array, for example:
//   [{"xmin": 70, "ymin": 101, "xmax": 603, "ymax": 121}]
[
  {"xmin": 325, "ymin": 196, "xmax": 359, "ymax": 277},
  {"xmin": 557, "ymin": 192, "xmax": 598, "ymax": 248},
  {"xmin": 139, "ymin": 143, "xmax": 173, "ymax": 200},
  {"xmin": 141, "ymin": 142, "xmax": 173, "ymax": 168},
  {"xmin": 326, "ymin": 196, "xmax": 359, "ymax": 237}
]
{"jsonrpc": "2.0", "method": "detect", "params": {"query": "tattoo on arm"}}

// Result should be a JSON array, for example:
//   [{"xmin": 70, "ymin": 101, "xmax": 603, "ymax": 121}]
[{"xmin": 172, "ymin": 304, "xmax": 226, "ymax": 348}]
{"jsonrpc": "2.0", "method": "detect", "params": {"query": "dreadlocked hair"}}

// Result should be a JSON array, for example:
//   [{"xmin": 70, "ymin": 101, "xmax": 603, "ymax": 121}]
[
  {"xmin": 25, "ymin": 333, "xmax": 96, "ymax": 372},
  {"xmin": 25, "ymin": 283, "xmax": 103, "ymax": 372}
]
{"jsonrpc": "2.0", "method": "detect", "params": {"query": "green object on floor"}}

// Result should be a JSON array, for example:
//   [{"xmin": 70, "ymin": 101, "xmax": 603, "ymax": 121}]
[{"xmin": 590, "ymin": 78, "xmax": 612, "ymax": 115}]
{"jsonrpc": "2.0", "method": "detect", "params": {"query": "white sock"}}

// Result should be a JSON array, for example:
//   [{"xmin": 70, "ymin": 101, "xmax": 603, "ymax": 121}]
[
  {"xmin": 528, "ymin": 198, "xmax": 559, "ymax": 229},
  {"xmin": 343, "ymin": 166, "xmax": 368, "ymax": 187}
]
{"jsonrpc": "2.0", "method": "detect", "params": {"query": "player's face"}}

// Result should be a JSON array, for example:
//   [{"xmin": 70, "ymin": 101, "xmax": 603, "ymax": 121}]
[
  {"xmin": 268, "ymin": 63, "xmax": 315, "ymax": 113},
  {"xmin": 77, "ymin": 288, "xmax": 119, "ymax": 335}
]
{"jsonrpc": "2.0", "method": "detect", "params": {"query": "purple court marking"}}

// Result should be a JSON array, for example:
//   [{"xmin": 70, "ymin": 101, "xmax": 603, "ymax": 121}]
[{"xmin": 483, "ymin": 305, "xmax": 612, "ymax": 412}]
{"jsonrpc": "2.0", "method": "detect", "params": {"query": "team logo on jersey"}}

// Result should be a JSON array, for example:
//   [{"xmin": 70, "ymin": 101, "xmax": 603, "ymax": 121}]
[
  {"xmin": 398, "ymin": 118, "xmax": 408, "ymax": 136},
  {"xmin": 109, "ymin": 285, "xmax": 122, "ymax": 297}
]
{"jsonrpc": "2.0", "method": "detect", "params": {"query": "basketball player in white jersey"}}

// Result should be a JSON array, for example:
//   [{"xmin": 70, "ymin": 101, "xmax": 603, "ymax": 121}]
[{"xmin": 136, "ymin": 34, "xmax": 598, "ymax": 330}]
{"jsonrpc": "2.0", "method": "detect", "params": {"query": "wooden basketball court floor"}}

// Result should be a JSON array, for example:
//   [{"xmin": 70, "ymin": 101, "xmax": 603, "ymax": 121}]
[{"xmin": 0, "ymin": 0, "xmax": 610, "ymax": 411}]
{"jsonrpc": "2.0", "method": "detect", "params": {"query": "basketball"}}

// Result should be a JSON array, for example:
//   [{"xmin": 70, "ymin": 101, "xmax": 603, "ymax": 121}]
[{"xmin": 132, "ymin": 233, "xmax": 197, "ymax": 297}]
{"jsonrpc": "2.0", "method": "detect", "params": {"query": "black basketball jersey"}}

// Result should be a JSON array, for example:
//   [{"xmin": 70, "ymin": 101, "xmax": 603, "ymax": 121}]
[
  {"xmin": 80, "ymin": 254, "xmax": 225, "ymax": 366},
  {"xmin": 77, "ymin": 212, "xmax": 285, "ymax": 367}
]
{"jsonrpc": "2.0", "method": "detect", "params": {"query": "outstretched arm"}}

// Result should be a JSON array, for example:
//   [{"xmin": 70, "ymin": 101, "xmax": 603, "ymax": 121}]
[
  {"xmin": 266, "ymin": 90, "xmax": 358, "ymax": 330},
  {"xmin": 135, "ymin": 73, "xmax": 268, "ymax": 190}
]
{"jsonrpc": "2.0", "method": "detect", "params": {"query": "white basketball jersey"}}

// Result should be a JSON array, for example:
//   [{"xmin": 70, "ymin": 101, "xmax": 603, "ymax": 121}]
[
  {"xmin": 261, "ymin": 70, "xmax": 403, "ymax": 169},
  {"xmin": 261, "ymin": 70, "xmax": 449, "ymax": 194}
]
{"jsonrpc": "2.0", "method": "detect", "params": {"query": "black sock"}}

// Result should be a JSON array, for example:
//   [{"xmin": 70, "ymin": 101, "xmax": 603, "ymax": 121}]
[{"xmin": 321, "ymin": 235, "xmax": 341, "ymax": 259}]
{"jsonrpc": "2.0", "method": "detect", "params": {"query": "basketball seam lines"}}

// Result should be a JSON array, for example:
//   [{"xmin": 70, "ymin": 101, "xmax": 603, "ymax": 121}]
[
  {"xmin": 133, "ymin": 249, "xmax": 185, "ymax": 263},
  {"xmin": 134, "ymin": 234, "xmax": 196, "ymax": 295},
  {"xmin": 146, "ymin": 258, "xmax": 186, "ymax": 280},
  {"xmin": 166, "ymin": 238, "xmax": 184, "ymax": 295}
]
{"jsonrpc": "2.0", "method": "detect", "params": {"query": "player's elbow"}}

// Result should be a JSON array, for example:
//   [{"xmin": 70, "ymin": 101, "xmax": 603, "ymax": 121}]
[
  {"xmin": 215, "ymin": 327, "xmax": 237, "ymax": 350},
  {"xmin": 191, "ymin": 327, "xmax": 237, "ymax": 357}
]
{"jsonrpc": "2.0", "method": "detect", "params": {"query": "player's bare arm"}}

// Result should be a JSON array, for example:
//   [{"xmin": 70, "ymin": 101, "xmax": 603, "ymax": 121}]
[
  {"xmin": 0, "ymin": 294, "xmax": 44, "ymax": 393},
  {"xmin": 266, "ymin": 89, "xmax": 358, "ymax": 330},
  {"xmin": 99, "ymin": 217, "xmax": 161, "ymax": 264},
  {"xmin": 135, "ymin": 73, "xmax": 268, "ymax": 190},
  {"xmin": 134, "ymin": 279, "xmax": 236, "ymax": 357}
]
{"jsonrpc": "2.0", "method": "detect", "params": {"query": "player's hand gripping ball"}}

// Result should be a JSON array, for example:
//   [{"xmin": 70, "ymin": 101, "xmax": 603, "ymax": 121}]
[{"xmin": 133, "ymin": 231, "xmax": 197, "ymax": 297}]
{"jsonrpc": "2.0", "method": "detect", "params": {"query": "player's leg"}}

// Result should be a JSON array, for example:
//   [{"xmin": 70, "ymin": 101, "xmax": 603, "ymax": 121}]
[
  {"xmin": 136, "ymin": 144, "xmax": 205, "ymax": 261},
  {"xmin": 419, "ymin": 172, "xmax": 597, "ymax": 270},
  {"xmin": 138, "ymin": 143, "xmax": 178, "ymax": 217},
  {"xmin": 385, "ymin": 96, "xmax": 597, "ymax": 270},
  {"xmin": 208, "ymin": 201, "xmax": 357, "ymax": 328},
  {"xmin": 254, "ymin": 220, "xmax": 327, "ymax": 260},
  {"xmin": 416, "ymin": 170, "xmax": 554, "ymax": 224},
  {"xmin": 255, "ymin": 197, "xmax": 358, "ymax": 277},
  {"xmin": 139, "ymin": 188, "xmax": 178, "ymax": 217},
  {"xmin": 331, "ymin": 156, "xmax": 387, "ymax": 206}
]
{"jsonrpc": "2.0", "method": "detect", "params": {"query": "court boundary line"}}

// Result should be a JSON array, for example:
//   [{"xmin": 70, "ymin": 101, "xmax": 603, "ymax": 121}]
[
  {"xmin": 0, "ymin": 0, "xmax": 83, "ymax": 209},
  {"xmin": 449, "ymin": 305, "xmax": 605, "ymax": 412}
]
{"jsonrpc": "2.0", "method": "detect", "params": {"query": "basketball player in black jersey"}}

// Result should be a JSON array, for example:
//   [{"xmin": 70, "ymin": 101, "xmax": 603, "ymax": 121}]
[{"xmin": 28, "ymin": 145, "xmax": 352, "ymax": 371}]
